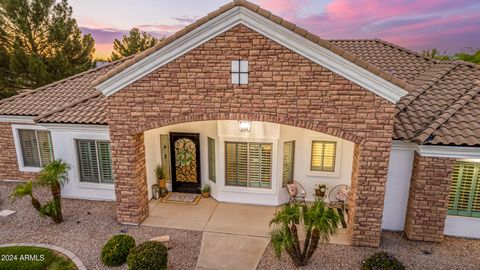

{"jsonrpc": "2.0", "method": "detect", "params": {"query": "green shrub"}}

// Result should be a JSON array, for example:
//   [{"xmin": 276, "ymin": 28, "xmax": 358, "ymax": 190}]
[
  {"xmin": 127, "ymin": 241, "xmax": 168, "ymax": 270},
  {"xmin": 101, "ymin": 234, "xmax": 136, "ymax": 266},
  {"xmin": 362, "ymin": 251, "xmax": 404, "ymax": 270}
]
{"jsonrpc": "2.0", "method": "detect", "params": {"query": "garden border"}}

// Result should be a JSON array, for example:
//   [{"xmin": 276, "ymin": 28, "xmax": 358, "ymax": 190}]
[{"xmin": 0, "ymin": 243, "xmax": 86, "ymax": 270}]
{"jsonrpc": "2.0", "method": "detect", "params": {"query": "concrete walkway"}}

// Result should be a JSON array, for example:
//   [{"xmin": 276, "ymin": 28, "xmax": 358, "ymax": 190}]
[{"xmin": 143, "ymin": 198, "xmax": 350, "ymax": 270}]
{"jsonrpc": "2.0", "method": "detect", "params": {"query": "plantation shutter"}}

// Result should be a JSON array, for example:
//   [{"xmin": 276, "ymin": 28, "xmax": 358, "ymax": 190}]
[
  {"xmin": 282, "ymin": 141, "xmax": 295, "ymax": 187},
  {"xmin": 77, "ymin": 140, "xmax": 99, "ymax": 183},
  {"xmin": 225, "ymin": 142, "xmax": 271, "ymax": 188},
  {"xmin": 19, "ymin": 130, "xmax": 41, "ymax": 167},
  {"xmin": 208, "ymin": 137, "xmax": 216, "ymax": 182},
  {"xmin": 259, "ymin": 144, "xmax": 272, "ymax": 188},
  {"xmin": 311, "ymin": 141, "xmax": 337, "ymax": 172},
  {"xmin": 37, "ymin": 131, "xmax": 53, "ymax": 166},
  {"xmin": 97, "ymin": 141, "xmax": 113, "ymax": 183},
  {"xmin": 448, "ymin": 162, "xmax": 480, "ymax": 217}
]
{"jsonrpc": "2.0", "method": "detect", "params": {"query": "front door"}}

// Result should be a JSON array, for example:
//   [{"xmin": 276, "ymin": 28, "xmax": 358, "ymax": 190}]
[{"xmin": 170, "ymin": 132, "xmax": 201, "ymax": 193}]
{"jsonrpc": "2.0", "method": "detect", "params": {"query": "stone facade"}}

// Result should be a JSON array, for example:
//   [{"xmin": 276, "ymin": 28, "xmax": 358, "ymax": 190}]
[
  {"xmin": 107, "ymin": 24, "xmax": 396, "ymax": 247},
  {"xmin": 404, "ymin": 153, "xmax": 455, "ymax": 242},
  {"xmin": 0, "ymin": 122, "xmax": 38, "ymax": 181}
]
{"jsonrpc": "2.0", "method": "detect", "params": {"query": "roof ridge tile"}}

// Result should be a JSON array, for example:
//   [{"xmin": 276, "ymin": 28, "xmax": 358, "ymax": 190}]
[
  {"xmin": 373, "ymin": 38, "xmax": 437, "ymax": 63},
  {"xmin": 397, "ymin": 62, "xmax": 459, "ymax": 113}
]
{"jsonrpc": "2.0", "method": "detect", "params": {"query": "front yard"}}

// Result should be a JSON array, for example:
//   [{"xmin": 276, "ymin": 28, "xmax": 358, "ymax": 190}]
[{"xmin": 1, "ymin": 181, "xmax": 480, "ymax": 270}]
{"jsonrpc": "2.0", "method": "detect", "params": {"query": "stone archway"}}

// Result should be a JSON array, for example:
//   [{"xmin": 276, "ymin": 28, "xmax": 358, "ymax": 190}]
[{"xmin": 110, "ymin": 112, "xmax": 392, "ymax": 248}]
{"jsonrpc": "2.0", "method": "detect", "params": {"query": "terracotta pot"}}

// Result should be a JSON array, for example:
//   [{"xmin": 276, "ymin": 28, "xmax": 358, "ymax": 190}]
[
  {"xmin": 158, "ymin": 179, "xmax": 167, "ymax": 188},
  {"xmin": 315, "ymin": 189, "xmax": 325, "ymax": 197},
  {"xmin": 201, "ymin": 192, "xmax": 210, "ymax": 198}
]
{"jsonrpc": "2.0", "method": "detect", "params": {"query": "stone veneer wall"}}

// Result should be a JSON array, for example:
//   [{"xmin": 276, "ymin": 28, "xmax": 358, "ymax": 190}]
[
  {"xmin": 404, "ymin": 153, "xmax": 455, "ymax": 242},
  {"xmin": 0, "ymin": 122, "xmax": 38, "ymax": 181},
  {"xmin": 106, "ymin": 24, "xmax": 396, "ymax": 247}
]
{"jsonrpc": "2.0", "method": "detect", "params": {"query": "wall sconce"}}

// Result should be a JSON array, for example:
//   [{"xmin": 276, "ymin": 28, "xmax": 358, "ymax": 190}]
[{"xmin": 239, "ymin": 120, "xmax": 252, "ymax": 133}]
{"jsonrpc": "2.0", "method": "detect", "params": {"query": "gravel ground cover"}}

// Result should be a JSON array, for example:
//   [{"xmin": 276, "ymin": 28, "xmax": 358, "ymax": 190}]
[
  {"xmin": 257, "ymin": 228, "xmax": 480, "ymax": 270},
  {"xmin": 0, "ymin": 181, "xmax": 202, "ymax": 270}
]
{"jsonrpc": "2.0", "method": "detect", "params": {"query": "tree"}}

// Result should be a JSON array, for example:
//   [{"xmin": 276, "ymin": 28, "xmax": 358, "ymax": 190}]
[
  {"xmin": 270, "ymin": 200, "xmax": 340, "ymax": 266},
  {"xmin": 110, "ymin": 28, "xmax": 160, "ymax": 61},
  {"xmin": 421, "ymin": 48, "xmax": 480, "ymax": 65},
  {"xmin": 455, "ymin": 49, "xmax": 480, "ymax": 65},
  {"xmin": 421, "ymin": 48, "xmax": 450, "ymax": 60},
  {"xmin": 11, "ymin": 159, "xmax": 71, "ymax": 223},
  {"xmin": 0, "ymin": 0, "xmax": 95, "ymax": 99}
]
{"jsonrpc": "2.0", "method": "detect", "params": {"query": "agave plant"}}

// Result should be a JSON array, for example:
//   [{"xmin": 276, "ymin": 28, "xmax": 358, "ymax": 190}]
[
  {"xmin": 270, "ymin": 200, "xmax": 340, "ymax": 266},
  {"xmin": 10, "ymin": 159, "xmax": 70, "ymax": 223}
]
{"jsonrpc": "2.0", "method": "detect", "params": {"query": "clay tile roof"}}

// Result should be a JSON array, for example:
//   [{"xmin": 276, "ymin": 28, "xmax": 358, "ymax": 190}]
[
  {"xmin": 34, "ymin": 93, "xmax": 107, "ymax": 125},
  {"xmin": 91, "ymin": 0, "xmax": 411, "ymax": 91},
  {"xmin": 393, "ymin": 63, "xmax": 480, "ymax": 146},
  {"xmin": 0, "ymin": 58, "xmax": 128, "ymax": 117}
]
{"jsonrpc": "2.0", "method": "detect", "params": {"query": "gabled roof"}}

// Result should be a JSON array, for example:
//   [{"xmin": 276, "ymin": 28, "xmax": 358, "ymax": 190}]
[
  {"xmin": 92, "ymin": 0, "xmax": 409, "ymax": 102},
  {"xmin": 0, "ymin": 0, "xmax": 479, "ymax": 147}
]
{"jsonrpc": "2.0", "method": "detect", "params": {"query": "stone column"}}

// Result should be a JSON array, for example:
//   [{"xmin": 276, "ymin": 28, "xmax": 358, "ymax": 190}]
[{"xmin": 404, "ymin": 153, "xmax": 455, "ymax": 242}]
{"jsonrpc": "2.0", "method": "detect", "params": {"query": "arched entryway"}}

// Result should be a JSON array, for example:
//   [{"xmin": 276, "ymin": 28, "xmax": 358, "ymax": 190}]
[{"xmin": 109, "ymin": 112, "xmax": 394, "ymax": 247}]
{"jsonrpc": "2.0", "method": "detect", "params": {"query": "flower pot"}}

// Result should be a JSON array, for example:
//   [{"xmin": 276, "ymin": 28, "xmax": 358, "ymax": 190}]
[
  {"xmin": 315, "ymin": 189, "xmax": 325, "ymax": 197},
  {"xmin": 158, "ymin": 179, "xmax": 167, "ymax": 188},
  {"xmin": 201, "ymin": 191, "xmax": 210, "ymax": 198}
]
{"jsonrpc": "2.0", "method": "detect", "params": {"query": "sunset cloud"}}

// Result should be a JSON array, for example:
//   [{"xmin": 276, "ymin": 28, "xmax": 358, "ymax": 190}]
[{"xmin": 72, "ymin": 0, "xmax": 480, "ymax": 58}]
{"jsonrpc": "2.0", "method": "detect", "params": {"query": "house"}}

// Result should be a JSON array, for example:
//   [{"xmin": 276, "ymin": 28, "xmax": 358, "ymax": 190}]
[{"xmin": 0, "ymin": 0, "xmax": 479, "ymax": 248}]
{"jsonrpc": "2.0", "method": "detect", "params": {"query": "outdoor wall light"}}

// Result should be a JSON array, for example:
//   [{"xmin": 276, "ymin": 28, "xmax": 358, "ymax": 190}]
[{"xmin": 239, "ymin": 120, "xmax": 252, "ymax": 133}]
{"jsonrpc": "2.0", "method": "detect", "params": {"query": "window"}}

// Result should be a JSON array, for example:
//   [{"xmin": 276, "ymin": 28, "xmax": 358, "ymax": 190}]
[
  {"xmin": 231, "ymin": 60, "xmax": 248, "ymax": 84},
  {"xmin": 448, "ymin": 162, "xmax": 480, "ymax": 218},
  {"xmin": 282, "ymin": 141, "xmax": 295, "ymax": 187},
  {"xmin": 208, "ymin": 137, "xmax": 216, "ymax": 182},
  {"xmin": 310, "ymin": 141, "xmax": 337, "ymax": 172},
  {"xmin": 225, "ymin": 142, "xmax": 272, "ymax": 188},
  {"xmin": 18, "ymin": 129, "xmax": 53, "ymax": 167},
  {"xmin": 77, "ymin": 140, "xmax": 113, "ymax": 184}
]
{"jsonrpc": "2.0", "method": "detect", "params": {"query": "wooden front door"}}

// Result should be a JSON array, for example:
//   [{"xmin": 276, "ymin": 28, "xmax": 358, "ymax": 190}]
[{"xmin": 170, "ymin": 132, "xmax": 201, "ymax": 193}]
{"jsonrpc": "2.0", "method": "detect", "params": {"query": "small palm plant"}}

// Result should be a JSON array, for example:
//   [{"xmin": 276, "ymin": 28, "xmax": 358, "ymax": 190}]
[
  {"xmin": 270, "ymin": 200, "xmax": 340, "ymax": 266},
  {"xmin": 10, "ymin": 159, "xmax": 70, "ymax": 223}
]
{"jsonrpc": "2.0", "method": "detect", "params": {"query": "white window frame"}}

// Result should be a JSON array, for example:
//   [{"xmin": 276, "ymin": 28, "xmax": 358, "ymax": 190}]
[
  {"xmin": 74, "ymin": 139, "xmax": 114, "ymax": 188},
  {"xmin": 11, "ymin": 124, "xmax": 52, "ymax": 173},
  {"xmin": 231, "ymin": 60, "xmax": 248, "ymax": 85},
  {"xmin": 305, "ymin": 136, "xmax": 343, "ymax": 178}
]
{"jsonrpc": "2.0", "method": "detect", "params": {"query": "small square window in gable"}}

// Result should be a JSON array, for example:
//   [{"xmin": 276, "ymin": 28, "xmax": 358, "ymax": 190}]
[{"xmin": 231, "ymin": 60, "xmax": 248, "ymax": 85}]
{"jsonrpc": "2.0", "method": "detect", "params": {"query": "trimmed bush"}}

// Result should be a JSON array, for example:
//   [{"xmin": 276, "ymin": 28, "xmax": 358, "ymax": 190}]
[
  {"xmin": 362, "ymin": 251, "xmax": 405, "ymax": 270},
  {"xmin": 101, "ymin": 234, "xmax": 136, "ymax": 266},
  {"xmin": 127, "ymin": 241, "xmax": 168, "ymax": 270}
]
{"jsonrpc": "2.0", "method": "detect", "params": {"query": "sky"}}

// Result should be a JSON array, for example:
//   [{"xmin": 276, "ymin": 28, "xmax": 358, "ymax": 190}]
[{"xmin": 68, "ymin": 0, "xmax": 480, "ymax": 59}]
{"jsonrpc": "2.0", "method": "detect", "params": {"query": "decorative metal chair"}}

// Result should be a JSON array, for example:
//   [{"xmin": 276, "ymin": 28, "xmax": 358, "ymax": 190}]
[
  {"xmin": 328, "ymin": 184, "xmax": 351, "ymax": 212},
  {"xmin": 286, "ymin": 180, "xmax": 307, "ymax": 206}
]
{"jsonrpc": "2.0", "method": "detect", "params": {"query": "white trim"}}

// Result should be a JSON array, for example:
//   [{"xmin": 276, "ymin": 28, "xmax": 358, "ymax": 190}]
[
  {"xmin": 40, "ymin": 123, "xmax": 109, "ymax": 133},
  {"xmin": 391, "ymin": 140, "xmax": 417, "ymax": 151},
  {"xmin": 96, "ymin": 7, "xmax": 407, "ymax": 103},
  {"xmin": 0, "ymin": 115, "xmax": 35, "ymax": 123},
  {"xmin": 417, "ymin": 145, "xmax": 480, "ymax": 159},
  {"xmin": 11, "ymin": 124, "xmax": 50, "ymax": 172}
]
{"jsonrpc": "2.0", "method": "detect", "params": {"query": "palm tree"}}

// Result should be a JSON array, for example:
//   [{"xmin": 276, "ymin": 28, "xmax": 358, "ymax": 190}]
[
  {"xmin": 270, "ymin": 200, "xmax": 340, "ymax": 266},
  {"xmin": 11, "ymin": 159, "xmax": 70, "ymax": 223}
]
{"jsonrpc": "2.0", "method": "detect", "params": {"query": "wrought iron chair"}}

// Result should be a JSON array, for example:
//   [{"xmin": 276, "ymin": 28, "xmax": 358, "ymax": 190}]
[
  {"xmin": 328, "ymin": 184, "xmax": 351, "ymax": 212},
  {"xmin": 286, "ymin": 180, "xmax": 307, "ymax": 206}
]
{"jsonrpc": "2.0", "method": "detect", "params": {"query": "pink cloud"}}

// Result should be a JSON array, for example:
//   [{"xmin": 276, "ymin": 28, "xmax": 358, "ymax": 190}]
[{"xmin": 256, "ymin": 0, "xmax": 308, "ymax": 15}]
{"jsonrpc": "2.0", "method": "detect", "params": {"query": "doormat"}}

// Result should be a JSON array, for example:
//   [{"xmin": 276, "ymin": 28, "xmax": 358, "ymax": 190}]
[{"xmin": 162, "ymin": 192, "xmax": 201, "ymax": 205}]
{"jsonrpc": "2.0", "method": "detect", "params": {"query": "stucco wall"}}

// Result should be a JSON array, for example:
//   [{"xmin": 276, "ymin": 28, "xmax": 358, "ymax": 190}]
[{"xmin": 382, "ymin": 147, "xmax": 415, "ymax": 231}]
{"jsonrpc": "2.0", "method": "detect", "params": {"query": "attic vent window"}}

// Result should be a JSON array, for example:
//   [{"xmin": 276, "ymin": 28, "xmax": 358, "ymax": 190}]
[{"xmin": 231, "ymin": 60, "xmax": 248, "ymax": 85}]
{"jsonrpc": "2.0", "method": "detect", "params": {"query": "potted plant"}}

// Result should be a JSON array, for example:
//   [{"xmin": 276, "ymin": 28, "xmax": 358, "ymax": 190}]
[
  {"xmin": 155, "ymin": 164, "xmax": 166, "ymax": 188},
  {"xmin": 314, "ymin": 184, "xmax": 327, "ymax": 197},
  {"xmin": 201, "ymin": 184, "xmax": 210, "ymax": 198}
]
